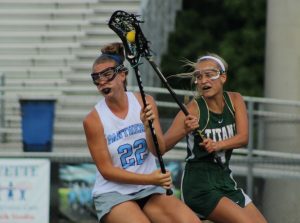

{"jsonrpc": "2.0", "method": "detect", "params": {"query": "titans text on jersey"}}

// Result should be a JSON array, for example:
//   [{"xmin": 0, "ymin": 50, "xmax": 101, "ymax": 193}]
[{"xmin": 204, "ymin": 123, "xmax": 236, "ymax": 141}]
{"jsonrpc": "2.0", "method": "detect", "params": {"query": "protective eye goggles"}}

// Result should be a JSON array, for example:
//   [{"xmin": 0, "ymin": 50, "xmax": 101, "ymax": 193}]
[
  {"xmin": 91, "ymin": 64, "xmax": 127, "ymax": 85},
  {"xmin": 193, "ymin": 68, "xmax": 224, "ymax": 81}
]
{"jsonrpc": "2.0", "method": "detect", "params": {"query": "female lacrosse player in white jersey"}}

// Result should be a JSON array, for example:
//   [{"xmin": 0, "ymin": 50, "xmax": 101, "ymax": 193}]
[{"xmin": 83, "ymin": 42, "xmax": 201, "ymax": 223}]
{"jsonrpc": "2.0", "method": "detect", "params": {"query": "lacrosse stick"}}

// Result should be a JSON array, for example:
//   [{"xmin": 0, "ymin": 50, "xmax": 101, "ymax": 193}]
[
  {"xmin": 108, "ymin": 10, "xmax": 225, "ymax": 170},
  {"xmin": 108, "ymin": 11, "xmax": 173, "ymax": 195}
]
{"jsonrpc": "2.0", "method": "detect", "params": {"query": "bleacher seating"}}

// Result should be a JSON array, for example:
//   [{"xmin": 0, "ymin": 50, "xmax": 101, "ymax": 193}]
[{"xmin": 0, "ymin": 0, "xmax": 141, "ymax": 151}]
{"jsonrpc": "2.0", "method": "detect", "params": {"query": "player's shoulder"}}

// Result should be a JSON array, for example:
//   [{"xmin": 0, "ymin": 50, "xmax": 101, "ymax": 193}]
[
  {"xmin": 83, "ymin": 108, "xmax": 98, "ymax": 126},
  {"xmin": 226, "ymin": 91, "xmax": 246, "ymax": 110},
  {"xmin": 133, "ymin": 92, "xmax": 155, "ymax": 104},
  {"xmin": 133, "ymin": 91, "xmax": 154, "ymax": 99},
  {"xmin": 185, "ymin": 98, "xmax": 200, "ymax": 116},
  {"xmin": 226, "ymin": 91, "xmax": 243, "ymax": 101}
]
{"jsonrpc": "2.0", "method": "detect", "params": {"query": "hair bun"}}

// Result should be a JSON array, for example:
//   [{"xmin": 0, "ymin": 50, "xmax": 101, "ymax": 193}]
[{"xmin": 101, "ymin": 42, "xmax": 125, "ymax": 63}]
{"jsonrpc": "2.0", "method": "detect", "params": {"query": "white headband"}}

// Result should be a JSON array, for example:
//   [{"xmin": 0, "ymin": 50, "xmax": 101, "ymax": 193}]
[{"xmin": 197, "ymin": 56, "xmax": 225, "ymax": 72}]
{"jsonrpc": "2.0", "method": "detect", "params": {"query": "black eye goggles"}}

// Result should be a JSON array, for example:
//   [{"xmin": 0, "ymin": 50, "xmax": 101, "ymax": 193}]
[{"xmin": 91, "ymin": 64, "xmax": 127, "ymax": 85}]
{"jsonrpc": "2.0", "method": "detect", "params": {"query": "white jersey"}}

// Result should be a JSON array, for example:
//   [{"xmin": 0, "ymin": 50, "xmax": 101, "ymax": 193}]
[{"xmin": 92, "ymin": 92, "xmax": 158, "ymax": 196}]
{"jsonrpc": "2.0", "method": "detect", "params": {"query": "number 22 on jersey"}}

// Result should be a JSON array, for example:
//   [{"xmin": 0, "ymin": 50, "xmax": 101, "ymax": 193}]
[{"xmin": 117, "ymin": 138, "xmax": 148, "ymax": 169}]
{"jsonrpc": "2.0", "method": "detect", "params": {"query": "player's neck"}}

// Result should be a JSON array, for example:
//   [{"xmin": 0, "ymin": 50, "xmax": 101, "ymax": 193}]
[{"xmin": 206, "ymin": 94, "xmax": 224, "ymax": 114}]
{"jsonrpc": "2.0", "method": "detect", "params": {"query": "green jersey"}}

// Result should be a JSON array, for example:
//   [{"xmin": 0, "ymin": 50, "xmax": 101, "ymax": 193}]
[{"xmin": 186, "ymin": 91, "xmax": 236, "ymax": 165}]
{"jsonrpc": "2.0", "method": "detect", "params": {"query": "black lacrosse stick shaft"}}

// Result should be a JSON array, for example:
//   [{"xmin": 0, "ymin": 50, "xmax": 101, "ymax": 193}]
[
  {"xmin": 108, "ymin": 10, "xmax": 173, "ymax": 195},
  {"xmin": 133, "ymin": 66, "xmax": 173, "ymax": 195},
  {"xmin": 147, "ymin": 58, "xmax": 189, "ymax": 115},
  {"xmin": 146, "ymin": 58, "xmax": 226, "ymax": 169}
]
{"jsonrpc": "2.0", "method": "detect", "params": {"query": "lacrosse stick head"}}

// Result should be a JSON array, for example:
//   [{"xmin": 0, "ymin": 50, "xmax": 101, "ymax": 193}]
[{"xmin": 108, "ymin": 10, "xmax": 151, "ymax": 66}]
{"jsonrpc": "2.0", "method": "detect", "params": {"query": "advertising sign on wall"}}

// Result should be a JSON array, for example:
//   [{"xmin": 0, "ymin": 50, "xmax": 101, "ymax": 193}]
[
  {"xmin": 0, "ymin": 158, "xmax": 50, "ymax": 223},
  {"xmin": 57, "ymin": 161, "xmax": 183, "ymax": 222}
]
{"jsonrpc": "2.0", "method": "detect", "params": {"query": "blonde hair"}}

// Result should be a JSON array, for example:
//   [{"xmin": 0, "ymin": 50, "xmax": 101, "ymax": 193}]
[{"xmin": 168, "ymin": 53, "xmax": 228, "ymax": 98}]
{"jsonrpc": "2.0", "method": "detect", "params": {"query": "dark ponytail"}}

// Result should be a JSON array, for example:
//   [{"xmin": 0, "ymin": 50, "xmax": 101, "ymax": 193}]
[{"xmin": 93, "ymin": 42, "xmax": 125, "ymax": 67}]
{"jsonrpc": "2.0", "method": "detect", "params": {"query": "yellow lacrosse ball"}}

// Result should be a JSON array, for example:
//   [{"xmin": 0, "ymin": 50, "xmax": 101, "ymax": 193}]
[{"xmin": 126, "ymin": 30, "xmax": 136, "ymax": 43}]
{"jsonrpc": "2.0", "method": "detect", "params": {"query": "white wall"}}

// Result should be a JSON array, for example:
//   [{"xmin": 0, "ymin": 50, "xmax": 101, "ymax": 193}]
[{"xmin": 264, "ymin": 1, "xmax": 300, "ymax": 222}]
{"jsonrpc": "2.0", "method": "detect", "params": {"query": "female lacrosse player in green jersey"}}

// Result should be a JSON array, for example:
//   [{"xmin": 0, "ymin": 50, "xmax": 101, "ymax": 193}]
[{"xmin": 163, "ymin": 54, "xmax": 267, "ymax": 223}]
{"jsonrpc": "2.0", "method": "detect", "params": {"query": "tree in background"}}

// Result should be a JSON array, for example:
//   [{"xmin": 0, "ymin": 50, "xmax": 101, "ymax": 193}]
[{"xmin": 161, "ymin": 0, "xmax": 266, "ymax": 96}]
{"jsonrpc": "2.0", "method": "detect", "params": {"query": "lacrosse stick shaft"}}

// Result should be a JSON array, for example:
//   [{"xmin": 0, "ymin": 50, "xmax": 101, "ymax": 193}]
[
  {"xmin": 133, "ymin": 66, "xmax": 173, "ymax": 195},
  {"xmin": 147, "ymin": 58, "xmax": 189, "ymax": 116},
  {"xmin": 146, "ymin": 57, "xmax": 226, "ymax": 169}
]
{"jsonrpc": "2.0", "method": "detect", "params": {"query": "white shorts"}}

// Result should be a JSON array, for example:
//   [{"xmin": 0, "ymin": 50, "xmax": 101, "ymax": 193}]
[{"xmin": 93, "ymin": 186, "xmax": 165, "ymax": 222}]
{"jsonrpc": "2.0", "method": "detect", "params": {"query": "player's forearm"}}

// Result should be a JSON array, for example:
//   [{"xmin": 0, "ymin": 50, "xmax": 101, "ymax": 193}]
[
  {"xmin": 101, "ymin": 166, "xmax": 154, "ymax": 185},
  {"xmin": 218, "ymin": 133, "xmax": 248, "ymax": 151},
  {"xmin": 163, "ymin": 130, "xmax": 186, "ymax": 154}
]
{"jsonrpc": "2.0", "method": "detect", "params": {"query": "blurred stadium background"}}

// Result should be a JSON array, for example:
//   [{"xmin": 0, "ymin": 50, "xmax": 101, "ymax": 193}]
[{"xmin": 0, "ymin": 0, "xmax": 300, "ymax": 223}]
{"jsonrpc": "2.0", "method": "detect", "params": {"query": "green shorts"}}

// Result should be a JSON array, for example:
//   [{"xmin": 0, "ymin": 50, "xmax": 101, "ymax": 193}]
[{"xmin": 181, "ymin": 161, "xmax": 251, "ymax": 218}]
